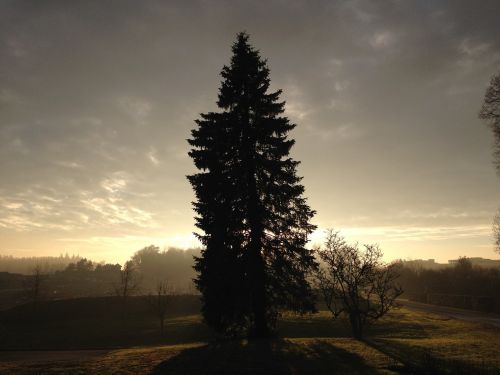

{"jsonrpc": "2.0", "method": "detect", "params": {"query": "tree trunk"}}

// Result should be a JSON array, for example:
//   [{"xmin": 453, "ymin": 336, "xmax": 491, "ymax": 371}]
[
  {"xmin": 245, "ymin": 119, "xmax": 269, "ymax": 338},
  {"xmin": 349, "ymin": 313, "xmax": 363, "ymax": 339},
  {"xmin": 250, "ymin": 250, "xmax": 269, "ymax": 338},
  {"xmin": 248, "ymin": 200, "xmax": 268, "ymax": 337}
]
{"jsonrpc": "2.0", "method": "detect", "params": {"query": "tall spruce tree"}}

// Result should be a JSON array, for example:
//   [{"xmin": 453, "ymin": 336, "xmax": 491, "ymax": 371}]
[{"xmin": 188, "ymin": 32, "xmax": 317, "ymax": 337}]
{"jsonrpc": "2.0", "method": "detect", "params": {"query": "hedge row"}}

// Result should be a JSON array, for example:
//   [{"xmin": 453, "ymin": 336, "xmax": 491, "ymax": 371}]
[{"xmin": 406, "ymin": 292, "xmax": 500, "ymax": 313}]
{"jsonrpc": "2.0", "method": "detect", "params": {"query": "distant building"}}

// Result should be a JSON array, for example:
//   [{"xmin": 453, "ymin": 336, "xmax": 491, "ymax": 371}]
[
  {"xmin": 448, "ymin": 257, "xmax": 500, "ymax": 268},
  {"xmin": 401, "ymin": 257, "xmax": 500, "ymax": 269}
]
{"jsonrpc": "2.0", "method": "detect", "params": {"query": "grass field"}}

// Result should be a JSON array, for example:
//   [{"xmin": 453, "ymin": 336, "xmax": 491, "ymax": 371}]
[{"xmin": 0, "ymin": 301, "xmax": 499, "ymax": 374}]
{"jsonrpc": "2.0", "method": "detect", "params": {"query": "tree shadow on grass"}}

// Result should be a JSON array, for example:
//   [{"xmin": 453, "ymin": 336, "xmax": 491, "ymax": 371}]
[
  {"xmin": 369, "ymin": 319, "xmax": 430, "ymax": 340},
  {"xmin": 278, "ymin": 314, "xmax": 352, "ymax": 339},
  {"xmin": 151, "ymin": 339, "xmax": 381, "ymax": 375}
]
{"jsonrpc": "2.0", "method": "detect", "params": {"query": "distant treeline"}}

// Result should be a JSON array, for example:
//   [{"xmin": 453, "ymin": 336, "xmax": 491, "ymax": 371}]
[
  {"xmin": 397, "ymin": 257, "xmax": 500, "ymax": 312},
  {"xmin": 3, "ymin": 250, "xmax": 500, "ymax": 313},
  {"xmin": 0, "ymin": 246, "xmax": 201, "ymax": 310},
  {"xmin": 0, "ymin": 254, "xmax": 82, "ymax": 274},
  {"xmin": 130, "ymin": 246, "xmax": 200, "ymax": 292}
]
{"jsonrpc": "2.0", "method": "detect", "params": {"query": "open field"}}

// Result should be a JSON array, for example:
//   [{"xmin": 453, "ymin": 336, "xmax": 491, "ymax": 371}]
[
  {"xmin": 0, "ymin": 298, "xmax": 499, "ymax": 374},
  {"xmin": 0, "ymin": 339, "xmax": 397, "ymax": 375},
  {"xmin": 399, "ymin": 299, "xmax": 500, "ymax": 328}
]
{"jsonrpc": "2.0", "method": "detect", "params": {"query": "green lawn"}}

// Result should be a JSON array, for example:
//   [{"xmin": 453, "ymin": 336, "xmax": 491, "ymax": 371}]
[{"xmin": 0, "ymin": 304, "xmax": 499, "ymax": 374}]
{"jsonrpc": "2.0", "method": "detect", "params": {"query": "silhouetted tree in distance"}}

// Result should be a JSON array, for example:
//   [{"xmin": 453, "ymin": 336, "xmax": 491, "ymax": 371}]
[
  {"xmin": 316, "ymin": 230, "xmax": 402, "ymax": 339},
  {"xmin": 188, "ymin": 32, "xmax": 317, "ymax": 337},
  {"xmin": 65, "ymin": 258, "xmax": 94, "ymax": 273},
  {"xmin": 494, "ymin": 210, "xmax": 500, "ymax": 254},
  {"xmin": 25, "ymin": 265, "xmax": 46, "ymax": 308},
  {"xmin": 114, "ymin": 260, "xmax": 140, "ymax": 302},
  {"xmin": 480, "ymin": 71, "xmax": 500, "ymax": 175},
  {"xmin": 131, "ymin": 246, "xmax": 199, "ymax": 292},
  {"xmin": 398, "ymin": 258, "xmax": 500, "ymax": 293},
  {"xmin": 148, "ymin": 280, "xmax": 172, "ymax": 336},
  {"xmin": 0, "ymin": 254, "xmax": 82, "ymax": 274},
  {"xmin": 480, "ymin": 72, "xmax": 500, "ymax": 253}
]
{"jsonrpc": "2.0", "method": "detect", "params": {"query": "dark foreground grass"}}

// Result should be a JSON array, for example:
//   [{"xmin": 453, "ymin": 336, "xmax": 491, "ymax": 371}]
[
  {"xmin": 0, "ymin": 301, "xmax": 499, "ymax": 374},
  {"xmin": 0, "ymin": 339, "xmax": 397, "ymax": 375}
]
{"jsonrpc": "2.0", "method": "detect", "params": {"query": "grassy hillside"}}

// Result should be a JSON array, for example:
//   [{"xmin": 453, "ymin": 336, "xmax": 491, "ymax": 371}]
[
  {"xmin": 0, "ymin": 295, "xmax": 204, "ymax": 349},
  {"xmin": 0, "ymin": 298, "xmax": 499, "ymax": 374}
]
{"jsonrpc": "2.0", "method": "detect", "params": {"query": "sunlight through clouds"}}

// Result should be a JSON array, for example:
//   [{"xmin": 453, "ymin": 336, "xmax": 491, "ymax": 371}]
[{"xmin": 0, "ymin": 0, "xmax": 499, "ymax": 262}]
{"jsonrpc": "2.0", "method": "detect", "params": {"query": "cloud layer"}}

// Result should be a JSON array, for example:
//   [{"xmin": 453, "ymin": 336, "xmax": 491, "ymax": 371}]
[{"xmin": 0, "ymin": 0, "xmax": 499, "ymax": 262}]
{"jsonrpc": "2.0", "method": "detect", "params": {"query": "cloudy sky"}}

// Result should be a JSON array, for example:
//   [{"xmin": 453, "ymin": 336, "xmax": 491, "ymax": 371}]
[{"xmin": 1, "ymin": 0, "xmax": 499, "ymax": 263}]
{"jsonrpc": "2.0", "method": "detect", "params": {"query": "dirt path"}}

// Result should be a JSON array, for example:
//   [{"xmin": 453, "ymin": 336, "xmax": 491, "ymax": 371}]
[
  {"xmin": 0, "ymin": 349, "xmax": 109, "ymax": 364},
  {"xmin": 400, "ymin": 299, "xmax": 500, "ymax": 328}
]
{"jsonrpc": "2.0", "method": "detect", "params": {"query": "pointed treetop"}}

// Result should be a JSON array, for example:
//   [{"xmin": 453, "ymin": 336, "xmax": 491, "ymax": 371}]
[
  {"xmin": 217, "ymin": 32, "xmax": 276, "ymax": 110},
  {"xmin": 236, "ymin": 31, "xmax": 250, "ymax": 44}
]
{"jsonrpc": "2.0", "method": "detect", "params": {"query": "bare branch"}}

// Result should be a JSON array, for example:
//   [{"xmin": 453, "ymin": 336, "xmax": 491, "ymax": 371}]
[{"xmin": 315, "ymin": 229, "xmax": 402, "ymax": 339}]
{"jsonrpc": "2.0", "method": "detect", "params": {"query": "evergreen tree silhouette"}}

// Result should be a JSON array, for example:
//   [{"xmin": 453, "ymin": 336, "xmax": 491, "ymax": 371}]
[{"xmin": 188, "ymin": 32, "xmax": 317, "ymax": 337}]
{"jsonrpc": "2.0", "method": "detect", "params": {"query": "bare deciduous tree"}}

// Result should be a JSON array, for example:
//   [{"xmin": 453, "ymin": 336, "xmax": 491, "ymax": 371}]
[
  {"xmin": 479, "ymin": 72, "xmax": 500, "ymax": 175},
  {"xmin": 494, "ymin": 211, "xmax": 500, "ymax": 254},
  {"xmin": 480, "ymin": 73, "xmax": 500, "ymax": 254},
  {"xmin": 114, "ymin": 260, "xmax": 140, "ymax": 301},
  {"xmin": 25, "ymin": 265, "xmax": 45, "ymax": 308},
  {"xmin": 315, "ymin": 230, "xmax": 402, "ymax": 339},
  {"xmin": 148, "ymin": 280, "xmax": 173, "ymax": 336}
]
